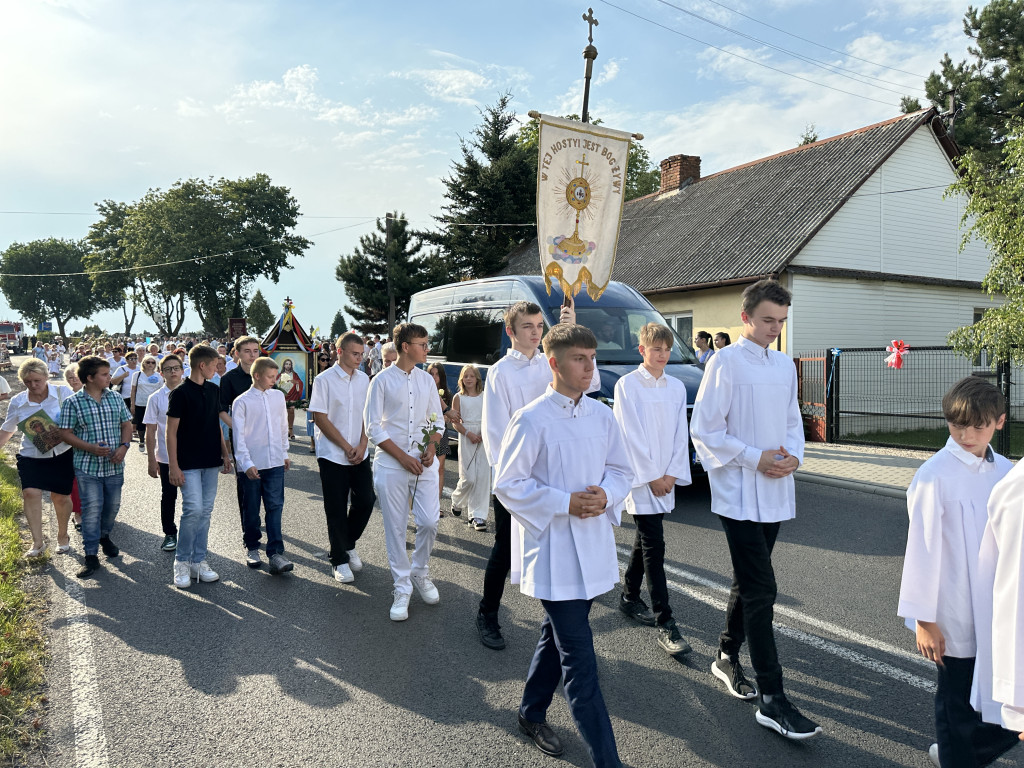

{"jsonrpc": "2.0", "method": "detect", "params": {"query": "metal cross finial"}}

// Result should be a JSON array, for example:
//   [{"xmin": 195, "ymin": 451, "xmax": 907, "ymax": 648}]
[{"xmin": 583, "ymin": 7, "xmax": 598, "ymax": 44}]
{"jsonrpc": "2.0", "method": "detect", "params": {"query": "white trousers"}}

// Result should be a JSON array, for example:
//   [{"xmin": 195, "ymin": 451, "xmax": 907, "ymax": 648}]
[{"xmin": 374, "ymin": 463, "xmax": 440, "ymax": 595}]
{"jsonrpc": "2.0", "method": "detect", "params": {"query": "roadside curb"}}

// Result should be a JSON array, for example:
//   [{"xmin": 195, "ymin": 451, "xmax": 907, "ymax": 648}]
[{"xmin": 796, "ymin": 470, "xmax": 907, "ymax": 500}]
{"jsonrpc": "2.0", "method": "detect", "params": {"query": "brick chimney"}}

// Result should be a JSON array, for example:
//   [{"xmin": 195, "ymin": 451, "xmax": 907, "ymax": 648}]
[{"xmin": 659, "ymin": 154, "xmax": 701, "ymax": 194}]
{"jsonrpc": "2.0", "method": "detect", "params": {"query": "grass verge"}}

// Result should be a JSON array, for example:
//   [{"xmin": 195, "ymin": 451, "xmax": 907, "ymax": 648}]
[
  {"xmin": 844, "ymin": 423, "xmax": 1024, "ymax": 458},
  {"xmin": 0, "ymin": 457, "xmax": 48, "ymax": 761}
]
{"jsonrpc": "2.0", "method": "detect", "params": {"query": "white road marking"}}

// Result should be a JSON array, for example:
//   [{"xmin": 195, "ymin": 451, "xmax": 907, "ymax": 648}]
[
  {"xmin": 55, "ymin": 553, "xmax": 111, "ymax": 768},
  {"xmin": 616, "ymin": 546, "xmax": 936, "ymax": 693}
]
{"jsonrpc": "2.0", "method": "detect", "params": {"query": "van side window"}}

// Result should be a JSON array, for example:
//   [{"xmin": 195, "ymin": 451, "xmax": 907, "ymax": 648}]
[
  {"xmin": 415, "ymin": 313, "xmax": 449, "ymax": 357},
  {"xmin": 446, "ymin": 309, "xmax": 504, "ymax": 365}
]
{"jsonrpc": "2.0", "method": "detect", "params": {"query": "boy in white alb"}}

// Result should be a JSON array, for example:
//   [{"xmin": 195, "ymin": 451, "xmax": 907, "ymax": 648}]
[
  {"xmin": 612, "ymin": 322, "xmax": 692, "ymax": 658},
  {"xmin": 898, "ymin": 376, "xmax": 1019, "ymax": 767},
  {"xmin": 364, "ymin": 322, "xmax": 444, "ymax": 621},
  {"xmin": 232, "ymin": 356, "xmax": 293, "ymax": 575},
  {"xmin": 690, "ymin": 279, "xmax": 820, "ymax": 739},
  {"xmin": 143, "ymin": 354, "xmax": 184, "ymax": 553},
  {"xmin": 495, "ymin": 323, "xmax": 632, "ymax": 768},
  {"xmin": 974, "ymin": 462, "xmax": 1024, "ymax": 750},
  {"xmin": 476, "ymin": 298, "xmax": 594, "ymax": 650}
]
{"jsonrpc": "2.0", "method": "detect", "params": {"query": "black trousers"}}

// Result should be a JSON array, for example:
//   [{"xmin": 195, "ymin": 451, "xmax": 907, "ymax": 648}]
[
  {"xmin": 157, "ymin": 462, "xmax": 178, "ymax": 536},
  {"xmin": 622, "ymin": 514, "xmax": 673, "ymax": 625},
  {"xmin": 318, "ymin": 458, "xmax": 375, "ymax": 567},
  {"xmin": 479, "ymin": 496, "xmax": 511, "ymax": 615},
  {"xmin": 718, "ymin": 516, "xmax": 783, "ymax": 696},
  {"xmin": 936, "ymin": 656, "xmax": 1019, "ymax": 767}
]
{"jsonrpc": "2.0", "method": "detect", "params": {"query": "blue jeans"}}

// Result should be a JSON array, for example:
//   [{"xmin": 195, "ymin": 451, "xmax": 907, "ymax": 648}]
[
  {"xmin": 239, "ymin": 466, "xmax": 284, "ymax": 556},
  {"xmin": 176, "ymin": 467, "xmax": 220, "ymax": 564},
  {"xmin": 76, "ymin": 471, "xmax": 124, "ymax": 557},
  {"xmin": 521, "ymin": 599, "xmax": 620, "ymax": 768}
]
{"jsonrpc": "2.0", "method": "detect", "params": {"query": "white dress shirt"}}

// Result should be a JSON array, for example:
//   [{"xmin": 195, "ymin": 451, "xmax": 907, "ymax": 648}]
[
  {"xmin": 972, "ymin": 459, "xmax": 1024, "ymax": 730},
  {"xmin": 363, "ymin": 363, "xmax": 444, "ymax": 471},
  {"xmin": 689, "ymin": 335, "xmax": 805, "ymax": 522},
  {"xmin": 494, "ymin": 386, "xmax": 634, "ymax": 601},
  {"xmin": 897, "ymin": 437, "xmax": 1012, "ymax": 657},
  {"xmin": 231, "ymin": 385, "xmax": 289, "ymax": 472},
  {"xmin": 1, "ymin": 384, "xmax": 73, "ymax": 458},
  {"xmin": 308, "ymin": 364, "xmax": 370, "ymax": 465},
  {"xmin": 613, "ymin": 365, "xmax": 692, "ymax": 515},
  {"xmin": 142, "ymin": 385, "xmax": 173, "ymax": 464},
  {"xmin": 481, "ymin": 348, "xmax": 601, "ymax": 468}
]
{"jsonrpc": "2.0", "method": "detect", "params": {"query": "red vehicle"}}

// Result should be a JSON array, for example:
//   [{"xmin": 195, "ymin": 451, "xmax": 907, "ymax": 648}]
[{"xmin": 0, "ymin": 321, "xmax": 22, "ymax": 346}]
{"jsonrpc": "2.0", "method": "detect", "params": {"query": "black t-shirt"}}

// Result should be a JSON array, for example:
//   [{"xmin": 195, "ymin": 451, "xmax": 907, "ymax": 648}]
[
  {"xmin": 219, "ymin": 367, "xmax": 252, "ymax": 413},
  {"xmin": 167, "ymin": 378, "xmax": 226, "ymax": 470}
]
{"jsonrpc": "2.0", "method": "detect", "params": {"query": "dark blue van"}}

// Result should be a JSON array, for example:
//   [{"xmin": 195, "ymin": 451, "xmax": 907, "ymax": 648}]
[{"xmin": 407, "ymin": 275, "xmax": 704, "ymax": 410}]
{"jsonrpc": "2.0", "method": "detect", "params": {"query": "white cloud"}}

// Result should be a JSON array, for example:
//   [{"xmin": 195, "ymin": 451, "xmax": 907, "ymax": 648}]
[
  {"xmin": 595, "ymin": 59, "xmax": 620, "ymax": 86},
  {"xmin": 394, "ymin": 68, "xmax": 492, "ymax": 105}
]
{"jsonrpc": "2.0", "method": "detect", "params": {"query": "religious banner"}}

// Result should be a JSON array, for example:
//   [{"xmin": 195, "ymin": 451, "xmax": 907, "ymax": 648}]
[
  {"xmin": 261, "ymin": 298, "xmax": 314, "ymax": 408},
  {"xmin": 535, "ymin": 114, "xmax": 633, "ymax": 301}
]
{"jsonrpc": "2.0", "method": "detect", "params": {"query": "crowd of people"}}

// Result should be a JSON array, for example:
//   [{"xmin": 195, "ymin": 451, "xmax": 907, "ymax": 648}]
[{"xmin": 0, "ymin": 282, "xmax": 1022, "ymax": 768}]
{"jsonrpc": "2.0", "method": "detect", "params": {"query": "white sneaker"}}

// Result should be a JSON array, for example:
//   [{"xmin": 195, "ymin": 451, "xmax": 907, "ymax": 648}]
[
  {"xmin": 346, "ymin": 549, "xmax": 363, "ymax": 572},
  {"xmin": 928, "ymin": 743, "xmax": 939, "ymax": 767},
  {"xmin": 411, "ymin": 575, "xmax": 440, "ymax": 604},
  {"xmin": 173, "ymin": 561, "xmax": 191, "ymax": 589},
  {"xmin": 334, "ymin": 563, "xmax": 354, "ymax": 583},
  {"xmin": 390, "ymin": 591, "xmax": 410, "ymax": 621},
  {"xmin": 190, "ymin": 560, "xmax": 219, "ymax": 583}
]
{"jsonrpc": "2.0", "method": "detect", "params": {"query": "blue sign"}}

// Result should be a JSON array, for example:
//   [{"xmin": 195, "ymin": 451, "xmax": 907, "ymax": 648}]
[{"xmin": 37, "ymin": 322, "xmax": 52, "ymax": 332}]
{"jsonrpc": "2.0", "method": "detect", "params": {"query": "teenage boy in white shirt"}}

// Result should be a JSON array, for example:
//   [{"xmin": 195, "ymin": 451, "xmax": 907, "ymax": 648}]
[
  {"xmin": 232, "ymin": 356, "xmax": 293, "ymax": 575},
  {"xmin": 494, "ymin": 323, "xmax": 632, "ymax": 768},
  {"xmin": 364, "ymin": 322, "xmax": 444, "ymax": 621},
  {"xmin": 476, "ymin": 298, "xmax": 593, "ymax": 650},
  {"xmin": 612, "ymin": 322, "xmax": 693, "ymax": 658},
  {"xmin": 309, "ymin": 332, "xmax": 373, "ymax": 584},
  {"xmin": 898, "ymin": 376, "xmax": 1019, "ymax": 767},
  {"xmin": 143, "ymin": 354, "xmax": 184, "ymax": 552},
  {"xmin": 690, "ymin": 278, "xmax": 820, "ymax": 740}
]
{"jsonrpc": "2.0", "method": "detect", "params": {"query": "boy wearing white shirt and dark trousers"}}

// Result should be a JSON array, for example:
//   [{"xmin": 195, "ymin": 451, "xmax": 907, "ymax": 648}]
[
  {"xmin": 690, "ymin": 279, "xmax": 821, "ymax": 740},
  {"xmin": 364, "ymin": 323, "xmax": 444, "ymax": 621},
  {"xmin": 477, "ymin": 299, "xmax": 590, "ymax": 650},
  {"xmin": 897, "ymin": 377, "xmax": 1019, "ymax": 767},
  {"xmin": 232, "ymin": 356, "xmax": 293, "ymax": 575},
  {"xmin": 143, "ymin": 354, "xmax": 185, "ymax": 552},
  {"xmin": 613, "ymin": 322, "xmax": 692, "ymax": 658},
  {"xmin": 309, "ymin": 332, "xmax": 373, "ymax": 584},
  {"xmin": 495, "ymin": 323, "xmax": 632, "ymax": 768}
]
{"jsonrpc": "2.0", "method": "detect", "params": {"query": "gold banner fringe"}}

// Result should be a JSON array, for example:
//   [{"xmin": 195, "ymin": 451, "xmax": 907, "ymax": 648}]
[{"xmin": 543, "ymin": 261, "xmax": 611, "ymax": 304}]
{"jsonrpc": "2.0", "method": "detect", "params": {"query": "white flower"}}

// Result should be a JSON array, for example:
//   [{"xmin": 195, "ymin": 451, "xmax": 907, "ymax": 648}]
[{"xmin": 429, "ymin": 412, "xmax": 438, "ymax": 421}]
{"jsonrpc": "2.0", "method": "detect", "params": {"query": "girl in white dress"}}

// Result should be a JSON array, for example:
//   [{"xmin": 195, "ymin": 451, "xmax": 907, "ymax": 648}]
[
  {"xmin": 451, "ymin": 365, "xmax": 490, "ymax": 531},
  {"xmin": 47, "ymin": 346, "xmax": 60, "ymax": 377}
]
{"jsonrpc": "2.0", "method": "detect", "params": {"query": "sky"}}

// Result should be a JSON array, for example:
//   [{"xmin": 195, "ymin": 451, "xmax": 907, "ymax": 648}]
[{"xmin": 0, "ymin": 0, "xmax": 980, "ymax": 337}]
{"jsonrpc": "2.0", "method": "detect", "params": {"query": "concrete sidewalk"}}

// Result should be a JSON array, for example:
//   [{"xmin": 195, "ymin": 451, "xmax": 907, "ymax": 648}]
[{"xmin": 796, "ymin": 442, "xmax": 935, "ymax": 499}]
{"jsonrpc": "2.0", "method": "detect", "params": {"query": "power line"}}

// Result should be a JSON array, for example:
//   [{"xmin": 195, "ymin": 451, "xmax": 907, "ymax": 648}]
[
  {"xmin": 649, "ymin": 0, "xmax": 924, "ymax": 96},
  {"xmin": 597, "ymin": 0, "xmax": 898, "ymax": 107},
  {"xmin": 695, "ymin": 0, "xmax": 930, "ymax": 80}
]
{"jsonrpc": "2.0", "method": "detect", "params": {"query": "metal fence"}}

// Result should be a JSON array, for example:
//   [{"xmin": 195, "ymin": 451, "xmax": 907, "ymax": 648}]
[{"xmin": 795, "ymin": 347, "xmax": 1022, "ymax": 459}]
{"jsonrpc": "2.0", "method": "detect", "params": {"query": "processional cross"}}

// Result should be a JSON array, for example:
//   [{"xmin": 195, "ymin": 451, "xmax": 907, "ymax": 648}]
[{"xmin": 583, "ymin": 7, "xmax": 598, "ymax": 44}]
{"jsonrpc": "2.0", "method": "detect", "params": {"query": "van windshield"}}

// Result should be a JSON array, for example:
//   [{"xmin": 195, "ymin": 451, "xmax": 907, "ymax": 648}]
[{"xmin": 561, "ymin": 305, "xmax": 698, "ymax": 365}]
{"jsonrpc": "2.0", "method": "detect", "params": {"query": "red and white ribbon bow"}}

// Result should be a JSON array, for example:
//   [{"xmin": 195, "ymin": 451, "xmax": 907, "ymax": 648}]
[{"xmin": 885, "ymin": 340, "xmax": 909, "ymax": 369}]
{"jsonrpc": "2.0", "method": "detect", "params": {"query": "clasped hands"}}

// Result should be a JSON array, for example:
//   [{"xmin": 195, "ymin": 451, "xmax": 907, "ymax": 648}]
[
  {"xmin": 569, "ymin": 485, "xmax": 607, "ymax": 518},
  {"xmin": 757, "ymin": 446, "xmax": 799, "ymax": 478}
]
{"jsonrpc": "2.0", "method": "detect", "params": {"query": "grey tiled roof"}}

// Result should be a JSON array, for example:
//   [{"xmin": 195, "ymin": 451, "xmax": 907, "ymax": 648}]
[{"xmin": 502, "ymin": 109, "xmax": 952, "ymax": 292}]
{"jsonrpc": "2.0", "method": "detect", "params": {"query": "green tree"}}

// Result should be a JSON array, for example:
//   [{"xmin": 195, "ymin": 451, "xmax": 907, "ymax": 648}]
[
  {"xmin": 0, "ymin": 238, "xmax": 106, "ymax": 338},
  {"xmin": 900, "ymin": 96, "xmax": 923, "ymax": 114},
  {"xmin": 517, "ymin": 114, "xmax": 661, "ymax": 201},
  {"xmin": 81, "ymin": 323, "xmax": 104, "ymax": 338},
  {"xmin": 336, "ymin": 212, "xmax": 444, "ymax": 334},
  {"xmin": 947, "ymin": 122, "xmax": 1024, "ymax": 364},
  {"xmin": 923, "ymin": 0, "xmax": 1024, "ymax": 166},
  {"xmin": 425, "ymin": 94, "xmax": 537, "ymax": 278},
  {"xmin": 85, "ymin": 199, "xmax": 145, "ymax": 336},
  {"xmin": 798, "ymin": 124, "xmax": 819, "ymax": 145},
  {"xmin": 245, "ymin": 289, "xmax": 275, "ymax": 336},
  {"xmin": 330, "ymin": 310, "xmax": 348, "ymax": 338}
]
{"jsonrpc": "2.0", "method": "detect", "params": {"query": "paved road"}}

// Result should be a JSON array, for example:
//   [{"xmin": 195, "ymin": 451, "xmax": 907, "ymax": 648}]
[{"xmin": 35, "ymin": 430, "xmax": 1024, "ymax": 768}]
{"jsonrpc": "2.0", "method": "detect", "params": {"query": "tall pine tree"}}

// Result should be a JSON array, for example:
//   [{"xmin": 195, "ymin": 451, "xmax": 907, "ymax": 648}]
[
  {"xmin": 245, "ymin": 289, "xmax": 275, "ymax": 336},
  {"xmin": 424, "ymin": 94, "xmax": 536, "ymax": 278},
  {"xmin": 335, "ymin": 213, "xmax": 444, "ymax": 334}
]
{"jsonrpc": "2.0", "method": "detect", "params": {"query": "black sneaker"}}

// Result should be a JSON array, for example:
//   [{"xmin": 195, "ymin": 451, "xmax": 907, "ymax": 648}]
[
  {"xmin": 99, "ymin": 537, "xmax": 120, "ymax": 558},
  {"xmin": 476, "ymin": 611, "xmax": 506, "ymax": 650},
  {"xmin": 76, "ymin": 554, "xmax": 100, "ymax": 579},
  {"xmin": 618, "ymin": 594, "xmax": 656, "ymax": 626},
  {"xmin": 160, "ymin": 535, "xmax": 177, "ymax": 552},
  {"xmin": 711, "ymin": 650, "xmax": 757, "ymax": 700},
  {"xmin": 755, "ymin": 693, "xmax": 822, "ymax": 740},
  {"xmin": 657, "ymin": 619, "xmax": 693, "ymax": 657}
]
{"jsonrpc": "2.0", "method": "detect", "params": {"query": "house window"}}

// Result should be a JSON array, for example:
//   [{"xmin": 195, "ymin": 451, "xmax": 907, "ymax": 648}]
[{"xmin": 663, "ymin": 312, "xmax": 693, "ymax": 347}]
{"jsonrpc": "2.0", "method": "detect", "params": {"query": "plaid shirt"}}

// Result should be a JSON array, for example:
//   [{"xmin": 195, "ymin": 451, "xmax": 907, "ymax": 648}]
[{"xmin": 58, "ymin": 389, "xmax": 132, "ymax": 477}]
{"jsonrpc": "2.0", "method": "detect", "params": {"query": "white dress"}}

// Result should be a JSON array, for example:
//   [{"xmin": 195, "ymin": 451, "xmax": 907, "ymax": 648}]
[
  {"xmin": 47, "ymin": 351, "xmax": 60, "ymax": 375},
  {"xmin": 451, "ymin": 393, "xmax": 489, "ymax": 521}
]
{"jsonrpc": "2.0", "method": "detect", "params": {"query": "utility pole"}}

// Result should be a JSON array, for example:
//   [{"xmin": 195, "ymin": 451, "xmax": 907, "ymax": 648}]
[
  {"xmin": 384, "ymin": 212, "xmax": 396, "ymax": 334},
  {"xmin": 580, "ymin": 8, "xmax": 599, "ymax": 124}
]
